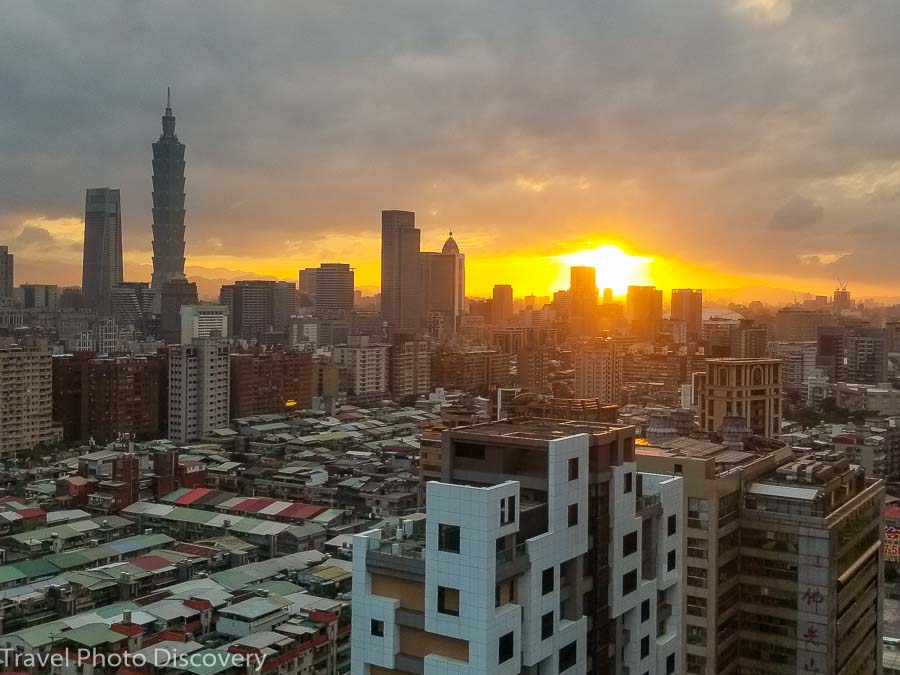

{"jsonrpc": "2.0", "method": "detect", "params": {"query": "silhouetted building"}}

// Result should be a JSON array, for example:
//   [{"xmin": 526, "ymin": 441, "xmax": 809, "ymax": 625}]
[
  {"xmin": 298, "ymin": 267, "xmax": 318, "ymax": 308},
  {"xmin": 14, "ymin": 284, "xmax": 60, "ymax": 312},
  {"xmin": 421, "ymin": 232, "xmax": 465, "ymax": 340},
  {"xmin": 491, "ymin": 284, "xmax": 514, "ymax": 325},
  {"xmin": 569, "ymin": 266, "xmax": 598, "ymax": 335},
  {"xmin": 0, "ymin": 246, "xmax": 12, "ymax": 303},
  {"xmin": 150, "ymin": 90, "xmax": 187, "ymax": 300},
  {"xmin": 671, "ymin": 288, "xmax": 702, "ymax": 338},
  {"xmin": 220, "ymin": 280, "xmax": 275, "ymax": 341},
  {"xmin": 626, "ymin": 285, "xmax": 663, "ymax": 341},
  {"xmin": 381, "ymin": 209, "xmax": 421, "ymax": 333},
  {"xmin": 82, "ymin": 188, "xmax": 124, "ymax": 314},
  {"xmin": 314, "ymin": 263, "xmax": 354, "ymax": 312},
  {"xmin": 159, "ymin": 277, "xmax": 198, "ymax": 343}
]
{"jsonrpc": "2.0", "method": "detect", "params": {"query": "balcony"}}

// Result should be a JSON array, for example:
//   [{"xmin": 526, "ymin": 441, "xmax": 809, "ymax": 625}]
[{"xmin": 496, "ymin": 541, "xmax": 530, "ymax": 581}]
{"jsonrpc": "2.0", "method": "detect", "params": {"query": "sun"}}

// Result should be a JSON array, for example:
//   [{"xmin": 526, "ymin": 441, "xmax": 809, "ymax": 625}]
[{"xmin": 558, "ymin": 244, "xmax": 653, "ymax": 296}]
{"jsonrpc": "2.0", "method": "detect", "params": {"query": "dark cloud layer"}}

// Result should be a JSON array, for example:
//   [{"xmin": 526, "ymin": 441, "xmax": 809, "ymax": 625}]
[{"xmin": 2, "ymin": 1, "xmax": 900, "ymax": 292}]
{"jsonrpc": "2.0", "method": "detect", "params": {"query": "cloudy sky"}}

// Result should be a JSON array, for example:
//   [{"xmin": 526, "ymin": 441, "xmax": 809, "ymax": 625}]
[{"xmin": 3, "ymin": 0, "xmax": 900, "ymax": 299}]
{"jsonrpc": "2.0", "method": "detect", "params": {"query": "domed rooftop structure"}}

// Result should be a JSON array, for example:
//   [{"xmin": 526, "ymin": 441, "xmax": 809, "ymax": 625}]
[{"xmin": 441, "ymin": 231, "xmax": 460, "ymax": 255}]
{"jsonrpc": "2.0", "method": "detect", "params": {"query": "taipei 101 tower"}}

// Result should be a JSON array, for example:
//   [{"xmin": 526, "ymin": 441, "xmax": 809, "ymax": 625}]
[{"xmin": 150, "ymin": 88, "xmax": 187, "ymax": 300}]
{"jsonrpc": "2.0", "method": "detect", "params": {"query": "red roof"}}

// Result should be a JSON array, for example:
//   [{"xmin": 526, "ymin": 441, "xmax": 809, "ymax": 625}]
[
  {"xmin": 175, "ymin": 487, "xmax": 213, "ymax": 506},
  {"xmin": 230, "ymin": 497, "xmax": 276, "ymax": 514},
  {"xmin": 129, "ymin": 555, "xmax": 174, "ymax": 571},
  {"xmin": 170, "ymin": 542, "xmax": 218, "ymax": 557},
  {"xmin": 886, "ymin": 506, "xmax": 900, "ymax": 522},
  {"xmin": 277, "ymin": 502, "xmax": 327, "ymax": 521},
  {"xmin": 0, "ymin": 496, "xmax": 26, "ymax": 504},
  {"xmin": 16, "ymin": 507, "xmax": 46, "ymax": 520}
]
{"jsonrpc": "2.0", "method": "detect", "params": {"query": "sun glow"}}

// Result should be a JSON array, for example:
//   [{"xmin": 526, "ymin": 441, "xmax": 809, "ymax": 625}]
[{"xmin": 558, "ymin": 244, "xmax": 653, "ymax": 296}]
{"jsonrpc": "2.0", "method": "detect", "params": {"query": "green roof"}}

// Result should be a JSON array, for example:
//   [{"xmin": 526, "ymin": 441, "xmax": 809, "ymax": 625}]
[
  {"xmin": 160, "ymin": 487, "xmax": 192, "ymax": 503},
  {"xmin": 252, "ymin": 580, "xmax": 304, "ymax": 596},
  {"xmin": 0, "ymin": 566, "xmax": 27, "ymax": 585},
  {"xmin": 209, "ymin": 569, "xmax": 254, "ymax": 591},
  {"xmin": 61, "ymin": 571, "xmax": 118, "ymax": 591},
  {"xmin": 10, "ymin": 523, "xmax": 82, "ymax": 544},
  {"xmin": 9, "ymin": 558, "xmax": 59, "ymax": 579},
  {"xmin": 62, "ymin": 623, "xmax": 125, "ymax": 648},
  {"xmin": 45, "ymin": 546, "xmax": 116, "ymax": 570},
  {"xmin": 168, "ymin": 507, "xmax": 217, "ymax": 525},
  {"xmin": 6, "ymin": 620, "xmax": 66, "ymax": 648},
  {"xmin": 94, "ymin": 600, "xmax": 140, "ymax": 618}
]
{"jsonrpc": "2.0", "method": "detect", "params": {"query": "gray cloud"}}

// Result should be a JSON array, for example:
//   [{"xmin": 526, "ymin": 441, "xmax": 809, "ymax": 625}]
[
  {"xmin": 1, "ymin": 1, "xmax": 900, "ymax": 291},
  {"xmin": 769, "ymin": 195, "xmax": 824, "ymax": 231}
]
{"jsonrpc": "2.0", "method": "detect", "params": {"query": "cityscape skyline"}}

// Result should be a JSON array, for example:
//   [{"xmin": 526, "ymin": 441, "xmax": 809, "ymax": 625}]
[{"xmin": 4, "ymin": 3, "xmax": 900, "ymax": 300}]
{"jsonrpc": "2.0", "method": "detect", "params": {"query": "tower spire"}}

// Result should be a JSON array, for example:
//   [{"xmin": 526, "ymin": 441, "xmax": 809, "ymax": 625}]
[{"xmin": 166, "ymin": 86, "xmax": 171, "ymax": 110}]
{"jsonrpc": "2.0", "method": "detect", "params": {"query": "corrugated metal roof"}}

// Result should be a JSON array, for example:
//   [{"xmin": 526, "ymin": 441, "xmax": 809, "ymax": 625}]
[
  {"xmin": 747, "ymin": 483, "xmax": 821, "ymax": 500},
  {"xmin": 175, "ymin": 487, "xmax": 213, "ymax": 506},
  {"xmin": 160, "ymin": 487, "xmax": 192, "ymax": 503},
  {"xmin": 259, "ymin": 500, "xmax": 293, "ymax": 516}
]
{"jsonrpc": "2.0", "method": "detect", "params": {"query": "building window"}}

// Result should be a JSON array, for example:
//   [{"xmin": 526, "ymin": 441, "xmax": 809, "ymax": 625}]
[
  {"xmin": 674, "ymin": 463, "xmax": 683, "ymax": 475},
  {"xmin": 498, "ymin": 632, "xmax": 514, "ymax": 663},
  {"xmin": 500, "ymin": 495, "xmax": 516, "ymax": 526},
  {"xmin": 667, "ymin": 514, "xmax": 676, "ymax": 536},
  {"xmin": 666, "ymin": 653, "xmax": 675, "ymax": 674},
  {"xmin": 624, "ymin": 472, "xmax": 633, "ymax": 494},
  {"xmin": 541, "ymin": 611, "xmax": 554, "ymax": 640},
  {"xmin": 437, "ymin": 586, "xmax": 460, "ymax": 616},
  {"xmin": 687, "ymin": 497, "xmax": 709, "ymax": 530},
  {"xmin": 371, "ymin": 619, "xmax": 384, "ymax": 637},
  {"xmin": 641, "ymin": 599, "xmax": 650, "ymax": 622},
  {"xmin": 567, "ymin": 503, "xmax": 579, "ymax": 527},
  {"xmin": 623, "ymin": 531, "xmax": 638, "ymax": 557},
  {"xmin": 558, "ymin": 641, "xmax": 577, "ymax": 672},
  {"xmin": 438, "ymin": 524, "xmax": 460, "ymax": 553},
  {"xmin": 640, "ymin": 635, "xmax": 649, "ymax": 659},
  {"xmin": 542, "ymin": 567, "xmax": 555, "ymax": 595},
  {"xmin": 623, "ymin": 570, "xmax": 637, "ymax": 596},
  {"xmin": 667, "ymin": 549, "xmax": 676, "ymax": 572},
  {"xmin": 568, "ymin": 457, "xmax": 579, "ymax": 481}
]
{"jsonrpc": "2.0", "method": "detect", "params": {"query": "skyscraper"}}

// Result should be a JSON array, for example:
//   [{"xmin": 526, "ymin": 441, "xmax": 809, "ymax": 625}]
[
  {"xmin": 381, "ymin": 210, "xmax": 421, "ymax": 333},
  {"xmin": 0, "ymin": 246, "xmax": 13, "ymax": 303},
  {"xmin": 569, "ymin": 266, "xmax": 598, "ymax": 335},
  {"xmin": 82, "ymin": 188, "xmax": 124, "ymax": 314},
  {"xmin": 150, "ymin": 89, "xmax": 187, "ymax": 296},
  {"xmin": 491, "ymin": 284, "xmax": 514, "ymax": 324},
  {"xmin": 420, "ymin": 232, "xmax": 465, "ymax": 340},
  {"xmin": 626, "ymin": 285, "xmax": 663, "ymax": 341},
  {"xmin": 671, "ymin": 288, "xmax": 702, "ymax": 338},
  {"xmin": 314, "ymin": 263, "xmax": 354, "ymax": 312}
]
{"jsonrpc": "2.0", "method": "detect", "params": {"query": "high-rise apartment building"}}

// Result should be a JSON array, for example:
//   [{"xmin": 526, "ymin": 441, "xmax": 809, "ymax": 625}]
[
  {"xmin": 352, "ymin": 419, "xmax": 683, "ymax": 674},
  {"xmin": 769, "ymin": 341, "xmax": 818, "ymax": 393},
  {"xmin": 699, "ymin": 358, "xmax": 781, "ymax": 438},
  {"xmin": 388, "ymin": 338, "xmax": 431, "ymax": 400},
  {"xmin": 381, "ymin": 210, "xmax": 421, "ymax": 333},
  {"xmin": 431, "ymin": 348, "xmax": 514, "ymax": 394},
  {"xmin": 315, "ymin": 263, "xmax": 355, "ymax": 312},
  {"xmin": 638, "ymin": 439, "xmax": 883, "ymax": 675},
  {"xmin": 627, "ymin": 286, "xmax": 663, "ymax": 341},
  {"xmin": 272, "ymin": 281, "xmax": 298, "ymax": 331},
  {"xmin": 220, "ymin": 280, "xmax": 274, "ymax": 341},
  {"xmin": 0, "ymin": 338, "xmax": 54, "ymax": 456},
  {"xmin": 180, "ymin": 304, "xmax": 229, "ymax": 343},
  {"xmin": 167, "ymin": 337, "xmax": 229, "ymax": 442},
  {"xmin": 333, "ymin": 337, "xmax": 389, "ymax": 401},
  {"xmin": 671, "ymin": 289, "xmax": 703, "ymax": 338},
  {"xmin": 569, "ymin": 266, "xmax": 598, "ymax": 335},
  {"xmin": 230, "ymin": 348, "xmax": 313, "ymax": 417},
  {"xmin": 52, "ymin": 353, "xmax": 165, "ymax": 443},
  {"xmin": 150, "ymin": 90, "xmax": 187, "ymax": 297},
  {"xmin": 0, "ymin": 246, "xmax": 12, "ymax": 303},
  {"xmin": 845, "ymin": 327, "xmax": 888, "ymax": 384},
  {"xmin": 82, "ymin": 188, "xmax": 124, "ymax": 314},
  {"xmin": 774, "ymin": 306, "xmax": 834, "ymax": 342},
  {"xmin": 574, "ymin": 339, "xmax": 624, "ymax": 404},
  {"xmin": 491, "ymin": 284, "xmax": 514, "ymax": 325},
  {"xmin": 729, "ymin": 319, "xmax": 767, "ymax": 358}
]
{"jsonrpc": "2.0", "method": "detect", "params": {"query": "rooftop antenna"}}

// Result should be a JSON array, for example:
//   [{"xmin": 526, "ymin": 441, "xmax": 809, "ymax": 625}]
[{"xmin": 167, "ymin": 86, "xmax": 171, "ymax": 109}]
